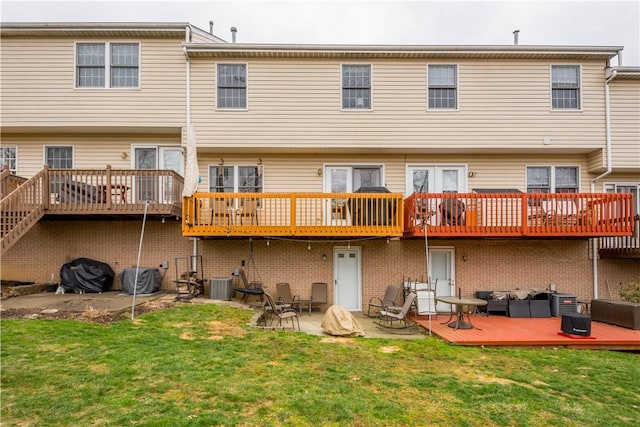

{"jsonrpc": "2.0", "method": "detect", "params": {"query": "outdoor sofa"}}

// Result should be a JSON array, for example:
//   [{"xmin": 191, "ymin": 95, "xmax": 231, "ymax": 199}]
[{"xmin": 590, "ymin": 299, "xmax": 640, "ymax": 330}]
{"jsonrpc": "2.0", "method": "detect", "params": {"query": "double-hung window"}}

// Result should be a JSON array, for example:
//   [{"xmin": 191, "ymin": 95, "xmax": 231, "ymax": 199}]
[
  {"xmin": 1, "ymin": 147, "xmax": 17, "ymax": 174},
  {"xmin": 342, "ymin": 64, "xmax": 371, "ymax": 109},
  {"xmin": 76, "ymin": 42, "xmax": 139, "ymax": 88},
  {"xmin": 45, "ymin": 146, "xmax": 73, "ymax": 169},
  {"xmin": 551, "ymin": 65, "xmax": 580, "ymax": 109},
  {"xmin": 526, "ymin": 166, "xmax": 578, "ymax": 193},
  {"xmin": 217, "ymin": 64, "xmax": 247, "ymax": 109},
  {"xmin": 428, "ymin": 65, "xmax": 457, "ymax": 109}
]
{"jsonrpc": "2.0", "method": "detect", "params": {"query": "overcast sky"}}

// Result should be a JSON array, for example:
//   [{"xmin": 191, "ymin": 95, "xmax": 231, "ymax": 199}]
[{"xmin": 2, "ymin": 0, "xmax": 638, "ymax": 65}]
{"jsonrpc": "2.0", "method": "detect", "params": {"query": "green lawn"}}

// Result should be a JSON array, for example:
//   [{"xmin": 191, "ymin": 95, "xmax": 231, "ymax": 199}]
[{"xmin": 1, "ymin": 303, "xmax": 638, "ymax": 426}]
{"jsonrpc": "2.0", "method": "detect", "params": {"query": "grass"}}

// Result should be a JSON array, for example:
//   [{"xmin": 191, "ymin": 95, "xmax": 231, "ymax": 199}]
[{"xmin": 1, "ymin": 303, "xmax": 639, "ymax": 426}]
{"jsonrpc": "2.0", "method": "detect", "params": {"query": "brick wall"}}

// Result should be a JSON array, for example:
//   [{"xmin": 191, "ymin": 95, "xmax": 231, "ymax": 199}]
[{"xmin": 4, "ymin": 222, "xmax": 638, "ymax": 309}]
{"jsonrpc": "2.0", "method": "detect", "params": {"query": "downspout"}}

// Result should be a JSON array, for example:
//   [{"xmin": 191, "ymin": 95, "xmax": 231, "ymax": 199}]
[
  {"xmin": 590, "ymin": 68, "xmax": 617, "ymax": 300},
  {"xmin": 183, "ymin": 27, "xmax": 199, "ymax": 267}
]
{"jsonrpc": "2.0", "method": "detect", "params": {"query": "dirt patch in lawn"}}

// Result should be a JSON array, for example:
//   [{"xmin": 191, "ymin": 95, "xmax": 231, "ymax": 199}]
[{"xmin": 0, "ymin": 297, "xmax": 177, "ymax": 324}]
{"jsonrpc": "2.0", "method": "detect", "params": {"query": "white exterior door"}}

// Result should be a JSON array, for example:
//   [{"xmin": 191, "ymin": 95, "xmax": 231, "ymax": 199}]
[
  {"xmin": 334, "ymin": 247, "xmax": 361, "ymax": 311},
  {"xmin": 133, "ymin": 146, "xmax": 183, "ymax": 203},
  {"xmin": 160, "ymin": 147, "xmax": 184, "ymax": 204},
  {"xmin": 429, "ymin": 248, "xmax": 455, "ymax": 312},
  {"xmin": 325, "ymin": 167, "xmax": 352, "ymax": 225},
  {"xmin": 406, "ymin": 165, "xmax": 466, "ymax": 196}
]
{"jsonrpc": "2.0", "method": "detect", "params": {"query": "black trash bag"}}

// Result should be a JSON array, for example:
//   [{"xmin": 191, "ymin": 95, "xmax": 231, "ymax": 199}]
[{"xmin": 60, "ymin": 257, "xmax": 114, "ymax": 293}]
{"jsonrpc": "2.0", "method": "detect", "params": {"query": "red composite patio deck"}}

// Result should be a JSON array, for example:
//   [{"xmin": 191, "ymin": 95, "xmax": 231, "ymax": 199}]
[{"xmin": 413, "ymin": 314, "xmax": 640, "ymax": 350}]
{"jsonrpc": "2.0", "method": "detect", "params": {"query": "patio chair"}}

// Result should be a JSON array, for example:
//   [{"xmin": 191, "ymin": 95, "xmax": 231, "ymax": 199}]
[
  {"xmin": 309, "ymin": 282, "xmax": 328, "ymax": 314},
  {"xmin": 365, "ymin": 284, "xmax": 400, "ymax": 317},
  {"xmin": 259, "ymin": 291, "xmax": 300, "ymax": 331},
  {"xmin": 275, "ymin": 282, "xmax": 302, "ymax": 314},
  {"xmin": 237, "ymin": 198, "xmax": 258, "ymax": 225},
  {"xmin": 375, "ymin": 292, "xmax": 420, "ymax": 334}
]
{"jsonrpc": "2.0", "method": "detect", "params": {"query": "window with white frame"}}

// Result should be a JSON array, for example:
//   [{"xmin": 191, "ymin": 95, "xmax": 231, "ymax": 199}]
[
  {"xmin": 428, "ymin": 64, "xmax": 457, "ymax": 109},
  {"xmin": 45, "ymin": 146, "xmax": 73, "ymax": 169},
  {"xmin": 217, "ymin": 64, "xmax": 247, "ymax": 109},
  {"xmin": 1, "ymin": 147, "xmax": 17, "ymax": 174},
  {"xmin": 342, "ymin": 64, "xmax": 371, "ymax": 109},
  {"xmin": 76, "ymin": 42, "xmax": 139, "ymax": 88},
  {"xmin": 526, "ymin": 166, "xmax": 578, "ymax": 193},
  {"xmin": 551, "ymin": 65, "xmax": 580, "ymax": 109},
  {"xmin": 209, "ymin": 165, "xmax": 262, "ymax": 193}
]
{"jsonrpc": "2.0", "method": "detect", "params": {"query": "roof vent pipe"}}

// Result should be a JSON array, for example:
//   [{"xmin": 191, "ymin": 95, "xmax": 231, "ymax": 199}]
[
  {"xmin": 513, "ymin": 30, "xmax": 520, "ymax": 45},
  {"xmin": 209, "ymin": 20, "xmax": 213, "ymax": 34},
  {"xmin": 231, "ymin": 26, "xmax": 237, "ymax": 43}
]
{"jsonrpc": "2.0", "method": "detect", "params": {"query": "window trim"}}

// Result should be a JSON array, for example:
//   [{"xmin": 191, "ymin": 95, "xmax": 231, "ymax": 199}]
[
  {"xmin": 1, "ymin": 146, "xmax": 18, "ymax": 174},
  {"xmin": 427, "ymin": 64, "xmax": 459, "ymax": 111},
  {"xmin": 74, "ymin": 41, "xmax": 140, "ymax": 89},
  {"xmin": 526, "ymin": 165, "xmax": 580, "ymax": 193},
  {"xmin": 340, "ymin": 63, "xmax": 373, "ymax": 111},
  {"xmin": 44, "ymin": 145, "xmax": 74, "ymax": 169},
  {"xmin": 322, "ymin": 163, "xmax": 384, "ymax": 192},
  {"xmin": 215, "ymin": 62, "xmax": 249, "ymax": 111},
  {"xmin": 550, "ymin": 64, "xmax": 582, "ymax": 111}
]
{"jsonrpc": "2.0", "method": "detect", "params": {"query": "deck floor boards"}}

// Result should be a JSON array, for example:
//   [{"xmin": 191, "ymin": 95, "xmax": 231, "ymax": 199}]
[{"xmin": 413, "ymin": 314, "xmax": 640, "ymax": 350}]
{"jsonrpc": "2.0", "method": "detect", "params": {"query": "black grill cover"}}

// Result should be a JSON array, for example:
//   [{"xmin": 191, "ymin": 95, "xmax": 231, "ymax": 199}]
[
  {"xmin": 60, "ymin": 257, "xmax": 114, "ymax": 293},
  {"xmin": 350, "ymin": 187, "xmax": 394, "ymax": 226}
]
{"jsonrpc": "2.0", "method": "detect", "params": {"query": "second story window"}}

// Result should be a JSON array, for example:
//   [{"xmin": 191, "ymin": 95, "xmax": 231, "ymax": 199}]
[
  {"xmin": 428, "ymin": 65, "xmax": 457, "ymax": 109},
  {"xmin": 76, "ymin": 42, "xmax": 139, "ymax": 88},
  {"xmin": 527, "ymin": 166, "xmax": 578, "ymax": 193},
  {"xmin": 1, "ymin": 147, "xmax": 17, "ymax": 174},
  {"xmin": 45, "ymin": 146, "xmax": 73, "ymax": 169},
  {"xmin": 217, "ymin": 64, "xmax": 247, "ymax": 109},
  {"xmin": 342, "ymin": 64, "xmax": 371, "ymax": 109},
  {"xmin": 551, "ymin": 65, "xmax": 580, "ymax": 110}
]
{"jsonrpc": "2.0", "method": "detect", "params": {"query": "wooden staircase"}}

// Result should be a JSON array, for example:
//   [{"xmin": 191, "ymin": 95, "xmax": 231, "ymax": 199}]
[{"xmin": 1, "ymin": 169, "xmax": 47, "ymax": 255}]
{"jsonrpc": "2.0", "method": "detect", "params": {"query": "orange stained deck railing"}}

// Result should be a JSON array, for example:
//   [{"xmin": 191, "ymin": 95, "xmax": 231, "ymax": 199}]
[
  {"xmin": 182, "ymin": 192, "xmax": 405, "ymax": 237},
  {"xmin": 403, "ymin": 192, "xmax": 634, "ymax": 237}
]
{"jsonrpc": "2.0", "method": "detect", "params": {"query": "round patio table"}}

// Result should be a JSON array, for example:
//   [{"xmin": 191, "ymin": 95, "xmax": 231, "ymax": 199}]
[{"xmin": 436, "ymin": 296, "xmax": 487, "ymax": 330}]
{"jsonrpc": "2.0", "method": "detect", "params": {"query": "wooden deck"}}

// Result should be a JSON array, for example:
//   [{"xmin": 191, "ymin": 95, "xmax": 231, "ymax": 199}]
[{"xmin": 413, "ymin": 314, "xmax": 640, "ymax": 350}]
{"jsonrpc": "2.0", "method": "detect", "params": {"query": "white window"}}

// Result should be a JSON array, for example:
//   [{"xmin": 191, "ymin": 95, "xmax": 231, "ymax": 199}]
[
  {"xmin": 526, "ymin": 166, "xmax": 579, "ymax": 193},
  {"xmin": 76, "ymin": 42, "xmax": 139, "ymax": 88},
  {"xmin": 208, "ymin": 165, "xmax": 262, "ymax": 193},
  {"xmin": 428, "ymin": 65, "xmax": 457, "ymax": 109},
  {"xmin": 1, "ymin": 146, "xmax": 17, "ymax": 174},
  {"xmin": 342, "ymin": 65, "xmax": 371, "ymax": 109},
  {"xmin": 551, "ymin": 65, "xmax": 580, "ymax": 109},
  {"xmin": 45, "ymin": 146, "xmax": 73, "ymax": 169},
  {"xmin": 217, "ymin": 64, "xmax": 247, "ymax": 109}
]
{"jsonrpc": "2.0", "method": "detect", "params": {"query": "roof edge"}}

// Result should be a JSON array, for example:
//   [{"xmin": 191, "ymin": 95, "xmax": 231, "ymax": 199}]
[{"xmin": 184, "ymin": 43, "xmax": 623, "ymax": 60}]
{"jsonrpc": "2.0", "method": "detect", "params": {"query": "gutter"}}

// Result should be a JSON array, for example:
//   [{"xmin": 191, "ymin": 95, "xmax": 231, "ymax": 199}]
[{"xmin": 590, "ymin": 68, "xmax": 618, "ymax": 300}]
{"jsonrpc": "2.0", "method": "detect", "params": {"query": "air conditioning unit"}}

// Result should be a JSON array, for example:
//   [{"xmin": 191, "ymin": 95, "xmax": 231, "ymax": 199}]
[
  {"xmin": 209, "ymin": 278, "xmax": 233, "ymax": 301},
  {"xmin": 551, "ymin": 293, "xmax": 577, "ymax": 317}
]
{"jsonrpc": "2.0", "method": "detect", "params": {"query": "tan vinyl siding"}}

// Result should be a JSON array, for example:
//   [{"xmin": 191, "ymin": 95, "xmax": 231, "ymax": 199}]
[
  {"xmin": 0, "ymin": 37, "xmax": 186, "ymax": 128},
  {"xmin": 609, "ymin": 80, "xmax": 640, "ymax": 171},
  {"xmin": 2, "ymin": 134, "xmax": 180, "ymax": 177},
  {"xmin": 190, "ymin": 58, "xmax": 608, "ymax": 152},
  {"xmin": 194, "ymin": 153, "xmax": 595, "ymax": 194}
]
